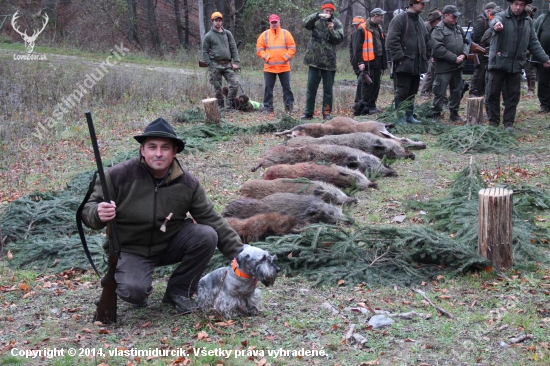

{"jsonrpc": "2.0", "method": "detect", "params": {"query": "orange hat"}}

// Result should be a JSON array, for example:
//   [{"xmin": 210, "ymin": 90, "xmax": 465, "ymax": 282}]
[
  {"xmin": 321, "ymin": 0, "xmax": 336, "ymax": 11},
  {"xmin": 351, "ymin": 16, "xmax": 365, "ymax": 25},
  {"xmin": 211, "ymin": 12, "xmax": 223, "ymax": 20}
]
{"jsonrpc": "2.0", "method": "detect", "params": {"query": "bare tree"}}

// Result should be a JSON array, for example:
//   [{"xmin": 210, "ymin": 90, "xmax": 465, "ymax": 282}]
[
  {"xmin": 144, "ymin": 0, "xmax": 163, "ymax": 55},
  {"xmin": 126, "ymin": 0, "xmax": 142, "ymax": 48},
  {"xmin": 174, "ymin": 0, "xmax": 185, "ymax": 46},
  {"xmin": 199, "ymin": 0, "xmax": 206, "ymax": 41}
]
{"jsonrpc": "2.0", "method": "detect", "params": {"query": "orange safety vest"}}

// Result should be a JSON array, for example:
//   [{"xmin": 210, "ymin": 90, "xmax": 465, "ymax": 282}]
[
  {"xmin": 359, "ymin": 23, "xmax": 375, "ymax": 62},
  {"xmin": 256, "ymin": 28, "xmax": 296, "ymax": 73}
]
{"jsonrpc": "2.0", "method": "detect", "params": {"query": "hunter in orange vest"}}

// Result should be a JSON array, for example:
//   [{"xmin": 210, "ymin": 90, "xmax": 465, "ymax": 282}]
[
  {"xmin": 256, "ymin": 14, "xmax": 297, "ymax": 113},
  {"xmin": 353, "ymin": 8, "xmax": 388, "ymax": 116}
]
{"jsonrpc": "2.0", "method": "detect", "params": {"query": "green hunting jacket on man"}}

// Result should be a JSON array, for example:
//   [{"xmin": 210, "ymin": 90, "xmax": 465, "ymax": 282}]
[
  {"xmin": 386, "ymin": 11, "xmax": 431, "ymax": 75},
  {"xmin": 303, "ymin": 12, "xmax": 344, "ymax": 71},
  {"xmin": 202, "ymin": 27, "xmax": 240, "ymax": 69},
  {"xmin": 488, "ymin": 7, "xmax": 549, "ymax": 73},
  {"xmin": 472, "ymin": 12, "xmax": 490, "ymax": 44},
  {"xmin": 82, "ymin": 157, "xmax": 243, "ymax": 259},
  {"xmin": 431, "ymin": 21, "xmax": 470, "ymax": 73}
]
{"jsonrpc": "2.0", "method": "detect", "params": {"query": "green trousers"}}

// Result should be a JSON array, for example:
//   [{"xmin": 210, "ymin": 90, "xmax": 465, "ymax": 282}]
[{"xmin": 305, "ymin": 66, "xmax": 335, "ymax": 116}]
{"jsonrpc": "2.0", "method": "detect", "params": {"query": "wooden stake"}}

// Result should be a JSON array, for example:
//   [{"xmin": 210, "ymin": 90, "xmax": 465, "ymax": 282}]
[
  {"xmin": 478, "ymin": 188, "xmax": 514, "ymax": 269},
  {"xmin": 466, "ymin": 97, "xmax": 484, "ymax": 125},
  {"xmin": 202, "ymin": 97, "xmax": 220, "ymax": 125}
]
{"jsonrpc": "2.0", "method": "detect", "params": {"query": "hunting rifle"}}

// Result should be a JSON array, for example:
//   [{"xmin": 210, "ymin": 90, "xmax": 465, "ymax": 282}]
[
  {"xmin": 199, "ymin": 40, "xmax": 243, "ymax": 67},
  {"xmin": 84, "ymin": 111, "xmax": 121, "ymax": 324}
]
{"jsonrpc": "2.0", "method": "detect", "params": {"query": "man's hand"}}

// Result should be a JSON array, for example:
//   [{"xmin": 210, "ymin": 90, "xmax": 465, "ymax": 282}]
[
  {"xmin": 358, "ymin": 64, "xmax": 365, "ymax": 71},
  {"xmin": 327, "ymin": 21, "xmax": 334, "ymax": 31},
  {"xmin": 232, "ymin": 64, "xmax": 239, "ymax": 70},
  {"xmin": 493, "ymin": 22, "xmax": 503, "ymax": 32},
  {"xmin": 456, "ymin": 55, "xmax": 466, "ymax": 64},
  {"xmin": 98, "ymin": 201, "xmax": 116, "ymax": 222},
  {"xmin": 318, "ymin": 13, "xmax": 331, "ymax": 20},
  {"xmin": 544, "ymin": 60, "xmax": 550, "ymax": 68}
]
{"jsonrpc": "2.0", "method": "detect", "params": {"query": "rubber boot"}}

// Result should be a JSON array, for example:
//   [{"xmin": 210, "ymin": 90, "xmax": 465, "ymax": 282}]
[
  {"xmin": 395, "ymin": 99, "xmax": 406, "ymax": 124},
  {"xmin": 226, "ymin": 99, "xmax": 235, "ymax": 110},
  {"xmin": 450, "ymin": 110, "xmax": 464, "ymax": 122},
  {"xmin": 217, "ymin": 99, "xmax": 225, "ymax": 110},
  {"xmin": 431, "ymin": 112, "xmax": 440, "ymax": 123},
  {"xmin": 405, "ymin": 107, "xmax": 421, "ymax": 124}
]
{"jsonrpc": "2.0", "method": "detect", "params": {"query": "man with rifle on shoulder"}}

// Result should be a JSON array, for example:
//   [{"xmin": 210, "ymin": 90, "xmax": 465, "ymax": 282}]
[
  {"xmin": 353, "ymin": 8, "xmax": 387, "ymax": 116},
  {"xmin": 470, "ymin": 2, "xmax": 498, "ymax": 97},
  {"xmin": 82, "ymin": 118, "xmax": 244, "ymax": 315}
]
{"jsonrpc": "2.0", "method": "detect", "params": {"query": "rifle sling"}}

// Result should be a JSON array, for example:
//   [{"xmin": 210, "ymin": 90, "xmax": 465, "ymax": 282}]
[{"xmin": 76, "ymin": 171, "xmax": 102, "ymax": 278}]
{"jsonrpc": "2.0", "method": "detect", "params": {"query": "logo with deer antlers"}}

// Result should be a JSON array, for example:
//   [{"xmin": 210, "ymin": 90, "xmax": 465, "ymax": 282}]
[{"xmin": 11, "ymin": 11, "xmax": 49, "ymax": 54}]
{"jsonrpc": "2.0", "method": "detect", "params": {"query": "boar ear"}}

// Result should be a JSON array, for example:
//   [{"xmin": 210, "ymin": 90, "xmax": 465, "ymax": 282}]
[
  {"xmin": 344, "ymin": 156, "xmax": 360, "ymax": 169},
  {"xmin": 305, "ymin": 206, "xmax": 318, "ymax": 217}
]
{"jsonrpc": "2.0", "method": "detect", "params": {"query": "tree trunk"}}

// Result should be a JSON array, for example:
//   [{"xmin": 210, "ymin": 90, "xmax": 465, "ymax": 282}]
[
  {"xmin": 174, "ymin": 0, "xmax": 185, "ymax": 46},
  {"xmin": 145, "ymin": 0, "xmax": 163, "ymax": 56},
  {"xmin": 202, "ymin": 98, "xmax": 221, "ymax": 125},
  {"xmin": 466, "ymin": 97, "xmax": 484, "ymax": 125},
  {"xmin": 126, "ymin": 0, "xmax": 141, "ymax": 48},
  {"xmin": 478, "ymin": 187, "xmax": 514, "ymax": 269},
  {"xmin": 199, "ymin": 0, "xmax": 207, "ymax": 42},
  {"xmin": 183, "ymin": 0, "xmax": 189, "ymax": 47}
]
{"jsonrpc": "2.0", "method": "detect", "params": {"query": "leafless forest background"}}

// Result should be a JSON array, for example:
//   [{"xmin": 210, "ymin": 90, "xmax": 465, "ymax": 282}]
[{"xmin": 1, "ymin": 0, "xmax": 549, "ymax": 57}]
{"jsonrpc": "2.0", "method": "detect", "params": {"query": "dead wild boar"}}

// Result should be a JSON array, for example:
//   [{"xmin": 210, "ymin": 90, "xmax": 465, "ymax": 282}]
[
  {"xmin": 251, "ymin": 144, "xmax": 398, "ymax": 177},
  {"xmin": 263, "ymin": 162, "xmax": 378, "ymax": 190},
  {"xmin": 226, "ymin": 213, "xmax": 302, "ymax": 243},
  {"xmin": 275, "ymin": 116, "xmax": 426, "ymax": 150},
  {"xmin": 240, "ymin": 178, "xmax": 358, "ymax": 205},
  {"xmin": 284, "ymin": 132, "xmax": 416, "ymax": 160},
  {"xmin": 222, "ymin": 193, "xmax": 346, "ymax": 224}
]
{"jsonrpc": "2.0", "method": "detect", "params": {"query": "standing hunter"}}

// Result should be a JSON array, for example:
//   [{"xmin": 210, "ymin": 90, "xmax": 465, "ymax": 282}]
[
  {"xmin": 469, "ymin": 2, "xmax": 498, "ymax": 97},
  {"xmin": 420, "ymin": 8, "xmax": 443, "ymax": 98},
  {"xmin": 202, "ymin": 12, "xmax": 241, "ymax": 110},
  {"xmin": 487, "ymin": 0, "xmax": 550, "ymax": 131},
  {"xmin": 354, "ymin": 8, "xmax": 387, "ymax": 115},
  {"xmin": 350, "ymin": 16, "xmax": 366, "ymax": 104},
  {"xmin": 301, "ymin": 0, "xmax": 344, "ymax": 120},
  {"xmin": 534, "ymin": 0, "xmax": 550, "ymax": 116},
  {"xmin": 387, "ymin": 0, "xmax": 431, "ymax": 124},
  {"xmin": 430, "ymin": 5, "xmax": 470, "ymax": 123}
]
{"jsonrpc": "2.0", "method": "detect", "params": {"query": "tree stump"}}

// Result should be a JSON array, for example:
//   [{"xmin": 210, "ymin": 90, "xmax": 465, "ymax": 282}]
[
  {"xmin": 202, "ymin": 98, "xmax": 220, "ymax": 125},
  {"xmin": 478, "ymin": 187, "xmax": 514, "ymax": 269},
  {"xmin": 466, "ymin": 97, "xmax": 484, "ymax": 125}
]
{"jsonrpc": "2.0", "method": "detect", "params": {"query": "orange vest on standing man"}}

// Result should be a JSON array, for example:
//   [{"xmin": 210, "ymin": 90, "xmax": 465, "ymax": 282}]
[
  {"xmin": 359, "ymin": 23, "xmax": 375, "ymax": 62},
  {"xmin": 256, "ymin": 28, "xmax": 296, "ymax": 73}
]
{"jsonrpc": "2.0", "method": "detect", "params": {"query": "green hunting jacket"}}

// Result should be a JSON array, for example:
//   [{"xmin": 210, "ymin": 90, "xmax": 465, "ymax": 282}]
[
  {"xmin": 431, "ymin": 21, "xmax": 470, "ymax": 73},
  {"xmin": 386, "ymin": 11, "xmax": 430, "ymax": 75},
  {"xmin": 82, "ymin": 157, "xmax": 243, "ymax": 259},
  {"xmin": 488, "ymin": 8, "xmax": 549, "ymax": 73},
  {"xmin": 303, "ymin": 12, "xmax": 344, "ymax": 71},
  {"xmin": 202, "ymin": 27, "xmax": 240, "ymax": 69}
]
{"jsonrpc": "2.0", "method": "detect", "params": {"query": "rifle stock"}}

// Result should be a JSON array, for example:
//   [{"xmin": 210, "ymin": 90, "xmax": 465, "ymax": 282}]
[
  {"xmin": 470, "ymin": 42, "xmax": 488, "ymax": 55},
  {"xmin": 85, "ymin": 111, "xmax": 120, "ymax": 324},
  {"xmin": 198, "ymin": 60, "xmax": 208, "ymax": 67}
]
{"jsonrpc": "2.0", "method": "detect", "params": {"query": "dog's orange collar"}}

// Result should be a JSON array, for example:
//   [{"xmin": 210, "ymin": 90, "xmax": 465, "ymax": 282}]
[{"xmin": 231, "ymin": 258, "xmax": 251, "ymax": 279}]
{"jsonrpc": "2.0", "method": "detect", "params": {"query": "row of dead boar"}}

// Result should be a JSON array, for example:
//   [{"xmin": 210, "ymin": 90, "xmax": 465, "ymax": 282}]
[{"xmin": 221, "ymin": 117, "xmax": 427, "ymax": 243}]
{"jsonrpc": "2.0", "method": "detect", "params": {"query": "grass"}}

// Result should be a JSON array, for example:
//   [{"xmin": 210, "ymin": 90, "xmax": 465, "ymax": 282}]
[{"xmin": 1, "ymin": 45, "xmax": 550, "ymax": 365}]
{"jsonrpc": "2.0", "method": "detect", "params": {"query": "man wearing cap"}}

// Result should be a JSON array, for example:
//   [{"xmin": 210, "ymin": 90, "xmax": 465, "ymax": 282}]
[
  {"xmin": 350, "ymin": 16, "xmax": 366, "ymax": 104},
  {"xmin": 301, "ymin": 0, "xmax": 344, "ymax": 120},
  {"xmin": 430, "ymin": 5, "xmax": 470, "ymax": 123},
  {"xmin": 420, "ymin": 8, "xmax": 443, "ymax": 98},
  {"xmin": 534, "ymin": 0, "xmax": 550, "ymax": 115},
  {"xmin": 82, "ymin": 118, "xmax": 243, "ymax": 313},
  {"xmin": 387, "ymin": 0, "xmax": 431, "ymax": 124},
  {"xmin": 470, "ymin": 2, "xmax": 498, "ymax": 97},
  {"xmin": 524, "ymin": 4, "xmax": 538, "ymax": 97},
  {"xmin": 256, "ymin": 14, "xmax": 296, "ymax": 113},
  {"xmin": 202, "ymin": 12, "xmax": 241, "ymax": 110},
  {"xmin": 488, "ymin": 0, "xmax": 550, "ymax": 131},
  {"xmin": 353, "ymin": 8, "xmax": 387, "ymax": 115}
]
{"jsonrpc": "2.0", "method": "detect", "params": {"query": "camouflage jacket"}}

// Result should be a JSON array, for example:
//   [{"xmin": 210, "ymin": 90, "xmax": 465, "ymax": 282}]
[{"xmin": 303, "ymin": 13, "xmax": 344, "ymax": 71}]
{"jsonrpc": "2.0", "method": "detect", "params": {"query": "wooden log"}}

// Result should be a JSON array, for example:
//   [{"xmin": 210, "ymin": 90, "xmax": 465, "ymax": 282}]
[
  {"xmin": 202, "ymin": 98, "xmax": 220, "ymax": 125},
  {"xmin": 478, "ymin": 187, "xmax": 513, "ymax": 269},
  {"xmin": 466, "ymin": 97, "xmax": 484, "ymax": 125}
]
